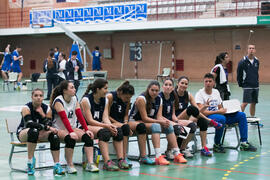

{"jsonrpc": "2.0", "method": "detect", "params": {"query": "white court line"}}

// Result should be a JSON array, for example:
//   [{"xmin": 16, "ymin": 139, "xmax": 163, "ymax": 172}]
[{"xmin": 0, "ymin": 105, "xmax": 24, "ymax": 112}]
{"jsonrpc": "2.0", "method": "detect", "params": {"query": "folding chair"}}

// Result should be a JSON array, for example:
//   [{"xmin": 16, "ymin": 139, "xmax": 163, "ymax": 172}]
[
  {"xmin": 3, "ymin": 72, "xmax": 18, "ymax": 91},
  {"xmin": 247, "ymin": 117, "xmax": 262, "ymax": 145},
  {"xmin": 157, "ymin": 68, "xmax": 171, "ymax": 82}
]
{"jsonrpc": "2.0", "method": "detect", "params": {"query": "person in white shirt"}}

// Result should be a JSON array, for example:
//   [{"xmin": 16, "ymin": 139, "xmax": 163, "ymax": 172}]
[
  {"xmin": 195, "ymin": 73, "xmax": 257, "ymax": 153},
  {"xmin": 57, "ymin": 52, "xmax": 67, "ymax": 84}
]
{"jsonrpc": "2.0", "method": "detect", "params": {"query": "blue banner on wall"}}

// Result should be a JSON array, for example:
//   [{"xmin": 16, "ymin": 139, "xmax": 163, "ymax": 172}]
[{"xmin": 30, "ymin": 3, "xmax": 147, "ymax": 26}]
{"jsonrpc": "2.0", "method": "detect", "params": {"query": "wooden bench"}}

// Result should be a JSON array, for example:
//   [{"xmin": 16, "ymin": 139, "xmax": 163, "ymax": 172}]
[{"xmin": 25, "ymin": 73, "xmax": 47, "ymax": 90}]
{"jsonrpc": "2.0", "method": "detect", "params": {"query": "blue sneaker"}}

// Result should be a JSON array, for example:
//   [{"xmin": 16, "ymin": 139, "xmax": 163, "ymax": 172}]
[
  {"xmin": 140, "ymin": 156, "xmax": 155, "ymax": 165},
  {"xmin": 201, "ymin": 147, "xmax": 212, "ymax": 157},
  {"xmin": 27, "ymin": 162, "xmax": 35, "ymax": 175},
  {"xmin": 53, "ymin": 163, "xmax": 65, "ymax": 175},
  {"xmin": 125, "ymin": 157, "xmax": 133, "ymax": 168},
  {"xmin": 32, "ymin": 157, "xmax": 36, "ymax": 168}
]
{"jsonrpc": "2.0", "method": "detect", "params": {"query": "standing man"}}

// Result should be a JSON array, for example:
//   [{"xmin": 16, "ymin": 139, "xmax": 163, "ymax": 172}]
[
  {"xmin": 11, "ymin": 45, "xmax": 23, "ymax": 90},
  {"xmin": 237, "ymin": 44, "xmax": 259, "ymax": 117},
  {"xmin": 66, "ymin": 51, "xmax": 84, "ymax": 92},
  {"xmin": 91, "ymin": 46, "xmax": 102, "ymax": 71}
]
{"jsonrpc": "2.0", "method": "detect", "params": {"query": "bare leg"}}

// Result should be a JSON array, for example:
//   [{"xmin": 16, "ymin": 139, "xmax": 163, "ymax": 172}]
[
  {"xmin": 180, "ymin": 133, "xmax": 194, "ymax": 150},
  {"xmin": 241, "ymin": 103, "xmax": 248, "ymax": 113},
  {"xmin": 113, "ymin": 140, "xmax": 124, "ymax": 159},
  {"xmin": 166, "ymin": 133, "xmax": 178, "ymax": 148},
  {"xmin": 99, "ymin": 141, "xmax": 110, "ymax": 162},
  {"xmin": 250, "ymin": 103, "xmax": 256, "ymax": 117},
  {"xmin": 18, "ymin": 72, "xmax": 23, "ymax": 82},
  {"xmin": 200, "ymin": 131, "xmax": 207, "ymax": 148},
  {"xmin": 123, "ymin": 136, "xmax": 129, "ymax": 158}
]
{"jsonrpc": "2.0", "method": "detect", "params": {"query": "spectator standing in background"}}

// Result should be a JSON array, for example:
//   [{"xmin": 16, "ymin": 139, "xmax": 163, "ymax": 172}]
[
  {"xmin": 211, "ymin": 52, "xmax": 231, "ymax": 100},
  {"xmin": 92, "ymin": 46, "xmax": 102, "ymax": 71},
  {"xmin": 66, "ymin": 51, "xmax": 84, "ymax": 92},
  {"xmin": 57, "ymin": 52, "xmax": 67, "ymax": 84},
  {"xmin": 237, "ymin": 44, "xmax": 259, "ymax": 117},
  {"xmin": 11, "ymin": 45, "xmax": 23, "ymax": 90}
]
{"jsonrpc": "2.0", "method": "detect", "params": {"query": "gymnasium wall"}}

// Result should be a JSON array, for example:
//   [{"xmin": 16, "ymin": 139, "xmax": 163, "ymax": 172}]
[{"xmin": 0, "ymin": 27, "xmax": 269, "ymax": 82}]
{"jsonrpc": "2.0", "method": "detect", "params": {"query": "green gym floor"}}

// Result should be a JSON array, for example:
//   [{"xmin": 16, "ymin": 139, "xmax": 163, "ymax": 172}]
[{"xmin": 0, "ymin": 79, "xmax": 270, "ymax": 180}]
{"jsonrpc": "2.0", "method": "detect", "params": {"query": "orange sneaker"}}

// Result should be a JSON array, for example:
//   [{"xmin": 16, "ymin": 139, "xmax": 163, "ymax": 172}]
[
  {"xmin": 155, "ymin": 155, "xmax": 170, "ymax": 165},
  {"xmin": 174, "ymin": 153, "xmax": 187, "ymax": 163}
]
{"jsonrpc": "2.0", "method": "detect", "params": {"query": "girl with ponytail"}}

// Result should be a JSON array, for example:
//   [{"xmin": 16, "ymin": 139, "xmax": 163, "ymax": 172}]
[
  {"xmin": 80, "ymin": 78, "xmax": 130, "ymax": 171},
  {"xmin": 51, "ymin": 80, "xmax": 98, "ymax": 174},
  {"xmin": 107, "ymin": 81, "xmax": 135, "ymax": 166}
]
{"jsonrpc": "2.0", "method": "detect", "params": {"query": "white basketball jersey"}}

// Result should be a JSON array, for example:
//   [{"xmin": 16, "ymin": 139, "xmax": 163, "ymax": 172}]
[{"xmin": 53, "ymin": 95, "xmax": 77, "ymax": 130}]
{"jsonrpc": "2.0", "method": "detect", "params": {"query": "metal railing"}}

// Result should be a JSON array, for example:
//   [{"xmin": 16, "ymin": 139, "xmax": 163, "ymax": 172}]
[{"xmin": 0, "ymin": 0, "xmax": 269, "ymax": 29}]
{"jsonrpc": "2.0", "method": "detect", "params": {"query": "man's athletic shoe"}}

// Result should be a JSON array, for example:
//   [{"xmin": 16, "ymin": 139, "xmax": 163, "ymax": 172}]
[
  {"xmin": 140, "ymin": 156, "xmax": 155, "ymax": 165},
  {"xmin": 210, "ymin": 119, "xmax": 223, "ymax": 129},
  {"xmin": 181, "ymin": 149, "xmax": 194, "ymax": 158},
  {"xmin": 53, "ymin": 163, "xmax": 65, "ymax": 175},
  {"xmin": 165, "ymin": 150, "xmax": 174, "ymax": 160},
  {"xmin": 240, "ymin": 142, "xmax": 257, "ymax": 152},
  {"xmin": 118, "ymin": 159, "xmax": 130, "ymax": 169},
  {"xmin": 85, "ymin": 163, "xmax": 99, "ymax": 172},
  {"xmin": 27, "ymin": 162, "xmax": 35, "ymax": 175},
  {"xmin": 213, "ymin": 144, "xmax": 226, "ymax": 153},
  {"xmin": 174, "ymin": 154, "xmax": 187, "ymax": 163},
  {"xmin": 201, "ymin": 147, "xmax": 212, "ymax": 157},
  {"xmin": 66, "ymin": 166, "xmax": 77, "ymax": 174},
  {"xmin": 155, "ymin": 155, "xmax": 170, "ymax": 165},
  {"xmin": 103, "ymin": 160, "xmax": 119, "ymax": 171}
]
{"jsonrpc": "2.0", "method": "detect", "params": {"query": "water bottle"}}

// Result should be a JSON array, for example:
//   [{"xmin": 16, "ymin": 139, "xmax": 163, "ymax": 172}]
[
  {"xmin": 74, "ymin": 72, "xmax": 78, "ymax": 80},
  {"xmin": 20, "ymin": 57, "xmax": 23, "ymax": 66}
]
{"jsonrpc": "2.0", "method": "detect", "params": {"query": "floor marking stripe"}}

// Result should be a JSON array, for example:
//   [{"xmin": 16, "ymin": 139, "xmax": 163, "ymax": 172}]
[
  {"xmin": 174, "ymin": 164, "xmax": 270, "ymax": 177},
  {"xmin": 119, "ymin": 170, "xmax": 190, "ymax": 180}
]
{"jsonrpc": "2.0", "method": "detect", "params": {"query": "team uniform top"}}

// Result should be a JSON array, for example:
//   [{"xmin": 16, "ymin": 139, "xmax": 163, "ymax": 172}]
[
  {"xmin": 109, "ymin": 91, "xmax": 128, "ymax": 123},
  {"xmin": 82, "ymin": 93, "xmax": 108, "ymax": 123},
  {"xmin": 129, "ymin": 94, "xmax": 162, "ymax": 121},
  {"xmin": 52, "ymin": 95, "xmax": 78, "ymax": 130},
  {"xmin": 1, "ymin": 52, "xmax": 13, "ymax": 71},
  {"xmin": 159, "ymin": 92, "xmax": 174, "ymax": 120},
  {"xmin": 11, "ymin": 50, "xmax": 21, "ymax": 73},
  {"xmin": 175, "ymin": 91, "xmax": 190, "ymax": 116},
  {"xmin": 17, "ymin": 102, "xmax": 50, "ymax": 135},
  {"xmin": 92, "ymin": 50, "xmax": 102, "ymax": 70},
  {"xmin": 195, "ymin": 88, "xmax": 222, "ymax": 112}
]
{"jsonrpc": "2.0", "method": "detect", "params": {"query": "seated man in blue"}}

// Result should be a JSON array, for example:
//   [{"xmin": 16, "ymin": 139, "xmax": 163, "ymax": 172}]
[{"xmin": 195, "ymin": 73, "xmax": 257, "ymax": 153}]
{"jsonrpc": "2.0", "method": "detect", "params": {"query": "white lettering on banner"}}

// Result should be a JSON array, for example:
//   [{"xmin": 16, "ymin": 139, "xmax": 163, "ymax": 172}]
[
  {"xmin": 95, "ymin": 7, "xmax": 102, "ymax": 16},
  {"xmin": 137, "ymin": 4, "xmax": 145, "ymax": 13},
  {"xmin": 115, "ymin": 6, "xmax": 123, "ymax": 14},
  {"xmin": 56, "ymin": 10, "xmax": 64, "ymax": 19},
  {"xmin": 75, "ymin": 9, "xmax": 82, "ymax": 17},
  {"xmin": 105, "ymin": 7, "xmax": 112, "ymax": 15},
  {"xmin": 66, "ymin": 9, "xmax": 73, "ymax": 18}
]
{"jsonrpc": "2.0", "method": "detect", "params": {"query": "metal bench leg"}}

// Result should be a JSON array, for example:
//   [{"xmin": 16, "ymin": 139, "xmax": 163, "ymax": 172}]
[
  {"xmin": 221, "ymin": 127, "xmax": 227, "ymax": 145},
  {"xmin": 9, "ymin": 145, "xmax": 27, "ymax": 173},
  {"xmin": 257, "ymin": 121, "xmax": 262, "ymax": 145}
]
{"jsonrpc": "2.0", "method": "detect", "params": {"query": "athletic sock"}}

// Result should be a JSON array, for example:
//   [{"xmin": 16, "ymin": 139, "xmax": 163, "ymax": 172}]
[
  {"xmin": 154, "ymin": 148, "xmax": 161, "ymax": 158},
  {"xmin": 172, "ymin": 148, "xmax": 180, "ymax": 156}
]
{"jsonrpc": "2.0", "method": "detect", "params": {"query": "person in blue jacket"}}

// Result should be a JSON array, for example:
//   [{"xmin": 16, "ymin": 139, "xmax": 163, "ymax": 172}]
[{"xmin": 237, "ymin": 44, "xmax": 259, "ymax": 117}]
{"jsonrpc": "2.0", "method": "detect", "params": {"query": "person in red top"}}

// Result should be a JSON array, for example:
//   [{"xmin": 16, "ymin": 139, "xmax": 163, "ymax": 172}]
[{"xmin": 50, "ymin": 80, "xmax": 99, "ymax": 174}]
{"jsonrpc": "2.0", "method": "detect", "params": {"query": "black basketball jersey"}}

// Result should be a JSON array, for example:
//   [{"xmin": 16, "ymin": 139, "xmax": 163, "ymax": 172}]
[
  {"xmin": 159, "ymin": 92, "xmax": 174, "ymax": 120},
  {"xmin": 84, "ymin": 93, "xmax": 106, "ymax": 123},
  {"xmin": 109, "ymin": 91, "xmax": 127, "ymax": 123},
  {"xmin": 175, "ymin": 90, "xmax": 189, "ymax": 116},
  {"xmin": 17, "ymin": 102, "xmax": 49, "ymax": 130},
  {"xmin": 129, "ymin": 93, "xmax": 162, "ymax": 121}
]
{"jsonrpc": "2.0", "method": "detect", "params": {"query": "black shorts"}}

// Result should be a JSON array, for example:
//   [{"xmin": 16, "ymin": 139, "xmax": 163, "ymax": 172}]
[{"xmin": 243, "ymin": 88, "xmax": 259, "ymax": 103}]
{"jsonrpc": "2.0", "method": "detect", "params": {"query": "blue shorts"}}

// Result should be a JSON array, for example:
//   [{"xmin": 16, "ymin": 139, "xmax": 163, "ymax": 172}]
[
  {"xmin": 12, "ymin": 66, "xmax": 21, "ymax": 73},
  {"xmin": 1, "ymin": 65, "xmax": 11, "ymax": 72}
]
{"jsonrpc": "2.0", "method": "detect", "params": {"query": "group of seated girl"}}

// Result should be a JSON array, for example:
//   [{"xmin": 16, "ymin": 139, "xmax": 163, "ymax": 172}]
[{"xmin": 17, "ymin": 78, "xmax": 222, "ymax": 175}]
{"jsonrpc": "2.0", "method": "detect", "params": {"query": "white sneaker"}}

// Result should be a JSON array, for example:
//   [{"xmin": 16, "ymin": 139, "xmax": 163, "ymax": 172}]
[
  {"xmin": 85, "ymin": 163, "xmax": 99, "ymax": 173},
  {"xmin": 181, "ymin": 149, "xmax": 194, "ymax": 158},
  {"xmin": 66, "ymin": 165, "xmax": 77, "ymax": 174},
  {"xmin": 165, "ymin": 150, "xmax": 174, "ymax": 160}
]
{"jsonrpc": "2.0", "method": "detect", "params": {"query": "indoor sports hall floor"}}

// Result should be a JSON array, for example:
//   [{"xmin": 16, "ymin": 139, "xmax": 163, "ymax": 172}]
[{"xmin": 0, "ymin": 79, "xmax": 270, "ymax": 180}]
